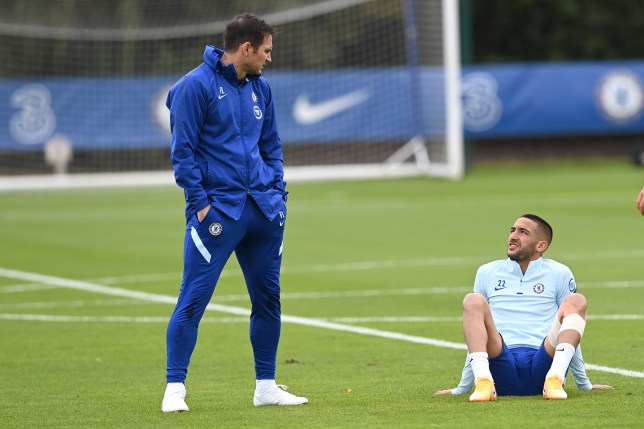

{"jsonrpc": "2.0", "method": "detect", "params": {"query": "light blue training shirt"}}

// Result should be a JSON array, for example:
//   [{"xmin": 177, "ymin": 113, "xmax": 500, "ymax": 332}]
[{"xmin": 451, "ymin": 257, "xmax": 593, "ymax": 394}]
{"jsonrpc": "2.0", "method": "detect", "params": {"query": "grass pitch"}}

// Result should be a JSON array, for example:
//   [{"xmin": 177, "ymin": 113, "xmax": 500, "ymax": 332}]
[{"xmin": 0, "ymin": 159, "xmax": 643, "ymax": 428}]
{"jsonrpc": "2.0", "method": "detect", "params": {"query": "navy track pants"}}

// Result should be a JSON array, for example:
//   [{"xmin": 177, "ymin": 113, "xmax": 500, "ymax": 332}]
[{"xmin": 166, "ymin": 198, "xmax": 286, "ymax": 383}]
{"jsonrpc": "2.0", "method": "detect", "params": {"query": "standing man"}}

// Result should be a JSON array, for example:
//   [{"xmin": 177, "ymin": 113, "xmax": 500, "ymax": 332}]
[
  {"xmin": 162, "ymin": 13, "xmax": 307, "ymax": 412},
  {"xmin": 436, "ymin": 214, "xmax": 612, "ymax": 401},
  {"xmin": 637, "ymin": 185, "xmax": 644, "ymax": 215}
]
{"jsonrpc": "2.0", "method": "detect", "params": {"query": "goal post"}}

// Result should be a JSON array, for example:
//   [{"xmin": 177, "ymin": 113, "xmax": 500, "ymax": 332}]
[
  {"xmin": 442, "ymin": 0, "xmax": 466, "ymax": 179},
  {"xmin": 0, "ymin": 0, "xmax": 465, "ymax": 186},
  {"xmin": 279, "ymin": 0, "xmax": 465, "ymax": 182}
]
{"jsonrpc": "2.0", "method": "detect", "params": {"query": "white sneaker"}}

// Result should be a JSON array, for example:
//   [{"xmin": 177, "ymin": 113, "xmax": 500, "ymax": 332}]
[
  {"xmin": 162, "ymin": 382, "xmax": 189, "ymax": 412},
  {"xmin": 253, "ymin": 384, "xmax": 308, "ymax": 406}
]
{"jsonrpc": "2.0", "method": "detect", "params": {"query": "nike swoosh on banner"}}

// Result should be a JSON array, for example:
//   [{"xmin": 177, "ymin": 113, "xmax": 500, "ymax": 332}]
[{"xmin": 292, "ymin": 89, "xmax": 371, "ymax": 125}]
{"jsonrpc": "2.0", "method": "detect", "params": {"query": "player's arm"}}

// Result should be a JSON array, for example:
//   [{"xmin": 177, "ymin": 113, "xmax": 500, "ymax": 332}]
[
  {"xmin": 558, "ymin": 269, "xmax": 613, "ymax": 391},
  {"xmin": 569, "ymin": 345, "xmax": 613, "ymax": 391},
  {"xmin": 435, "ymin": 354, "xmax": 475, "ymax": 395},
  {"xmin": 569, "ymin": 345, "xmax": 592, "ymax": 390}
]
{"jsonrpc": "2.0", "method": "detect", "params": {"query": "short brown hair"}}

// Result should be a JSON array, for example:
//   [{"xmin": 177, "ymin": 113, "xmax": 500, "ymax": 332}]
[{"xmin": 223, "ymin": 12, "xmax": 274, "ymax": 52}]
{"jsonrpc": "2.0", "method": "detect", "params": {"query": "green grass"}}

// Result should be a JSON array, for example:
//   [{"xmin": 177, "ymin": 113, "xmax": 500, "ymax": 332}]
[{"xmin": 1, "ymin": 158, "xmax": 643, "ymax": 428}]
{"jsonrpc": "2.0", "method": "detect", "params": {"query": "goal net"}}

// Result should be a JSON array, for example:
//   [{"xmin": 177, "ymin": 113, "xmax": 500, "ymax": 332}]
[{"xmin": 0, "ymin": 0, "xmax": 464, "ymax": 185}]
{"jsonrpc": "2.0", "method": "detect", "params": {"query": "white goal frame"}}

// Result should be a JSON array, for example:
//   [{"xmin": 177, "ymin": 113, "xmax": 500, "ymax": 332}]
[
  {"xmin": 286, "ymin": 0, "xmax": 464, "ymax": 182},
  {"xmin": 0, "ymin": 0, "xmax": 464, "ymax": 190}
]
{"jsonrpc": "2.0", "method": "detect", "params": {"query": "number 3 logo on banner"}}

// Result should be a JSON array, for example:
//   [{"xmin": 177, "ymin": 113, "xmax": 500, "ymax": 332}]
[{"xmin": 10, "ymin": 84, "xmax": 57, "ymax": 145}]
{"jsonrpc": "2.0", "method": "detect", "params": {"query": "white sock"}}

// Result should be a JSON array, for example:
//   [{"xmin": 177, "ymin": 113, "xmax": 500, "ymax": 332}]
[
  {"xmin": 165, "ymin": 382, "xmax": 185, "ymax": 391},
  {"xmin": 468, "ymin": 352, "xmax": 493, "ymax": 380},
  {"xmin": 255, "ymin": 379, "xmax": 277, "ymax": 395},
  {"xmin": 546, "ymin": 343, "xmax": 576, "ymax": 380}
]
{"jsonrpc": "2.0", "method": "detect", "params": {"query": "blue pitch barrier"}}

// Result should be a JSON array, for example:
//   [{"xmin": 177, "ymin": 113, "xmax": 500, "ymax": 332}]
[{"xmin": 1, "ymin": 61, "xmax": 643, "ymax": 151}]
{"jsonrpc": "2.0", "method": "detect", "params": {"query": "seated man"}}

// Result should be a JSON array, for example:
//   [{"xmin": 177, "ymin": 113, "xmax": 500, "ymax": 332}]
[{"xmin": 436, "ymin": 214, "xmax": 612, "ymax": 401}]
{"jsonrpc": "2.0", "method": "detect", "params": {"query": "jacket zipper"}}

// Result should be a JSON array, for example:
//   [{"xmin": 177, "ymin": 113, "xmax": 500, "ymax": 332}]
[{"xmin": 238, "ymin": 79, "xmax": 251, "ymax": 196}]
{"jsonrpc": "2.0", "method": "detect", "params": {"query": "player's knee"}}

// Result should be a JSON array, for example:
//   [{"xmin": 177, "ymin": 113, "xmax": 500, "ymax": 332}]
[
  {"xmin": 463, "ymin": 293, "xmax": 487, "ymax": 313},
  {"xmin": 562, "ymin": 293, "xmax": 587, "ymax": 316}
]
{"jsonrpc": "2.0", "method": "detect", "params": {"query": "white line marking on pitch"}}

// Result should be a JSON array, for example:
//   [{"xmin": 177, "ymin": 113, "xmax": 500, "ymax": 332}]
[
  {"xmin": 2, "ymin": 313, "xmax": 641, "ymax": 323},
  {"xmin": 0, "ymin": 314, "xmax": 248, "ymax": 323},
  {"xmin": 1, "ymin": 266, "xmax": 642, "ymax": 379},
  {"xmin": 4, "ymin": 275, "xmax": 642, "ymax": 303},
  {"xmin": 0, "ymin": 298, "xmax": 156, "ymax": 310}
]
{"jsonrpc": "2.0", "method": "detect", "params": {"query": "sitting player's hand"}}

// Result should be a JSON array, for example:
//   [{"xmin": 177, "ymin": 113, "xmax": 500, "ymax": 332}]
[
  {"xmin": 435, "ymin": 389, "xmax": 455, "ymax": 395},
  {"xmin": 591, "ymin": 384, "xmax": 614, "ymax": 390}
]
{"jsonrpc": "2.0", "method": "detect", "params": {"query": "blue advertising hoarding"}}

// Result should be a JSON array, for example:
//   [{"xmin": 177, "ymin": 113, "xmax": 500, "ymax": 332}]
[{"xmin": 1, "ymin": 61, "xmax": 643, "ymax": 151}]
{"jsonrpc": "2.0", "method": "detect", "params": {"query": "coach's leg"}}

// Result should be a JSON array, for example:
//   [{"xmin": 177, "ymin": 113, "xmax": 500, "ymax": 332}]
[
  {"xmin": 236, "ymin": 209, "xmax": 282, "ymax": 381},
  {"xmin": 543, "ymin": 293, "xmax": 588, "ymax": 399},
  {"xmin": 163, "ymin": 210, "xmax": 240, "ymax": 412},
  {"xmin": 462, "ymin": 293, "xmax": 502, "ymax": 402},
  {"xmin": 236, "ymin": 199, "xmax": 307, "ymax": 406}
]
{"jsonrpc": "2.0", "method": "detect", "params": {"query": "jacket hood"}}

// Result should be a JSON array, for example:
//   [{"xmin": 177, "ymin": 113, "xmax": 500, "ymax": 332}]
[{"xmin": 203, "ymin": 45, "xmax": 238, "ymax": 80}]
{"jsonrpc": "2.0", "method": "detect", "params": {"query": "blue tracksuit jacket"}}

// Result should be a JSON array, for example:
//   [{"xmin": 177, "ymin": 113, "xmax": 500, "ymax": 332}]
[{"xmin": 167, "ymin": 45, "xmax": 287, "ymax": 222}]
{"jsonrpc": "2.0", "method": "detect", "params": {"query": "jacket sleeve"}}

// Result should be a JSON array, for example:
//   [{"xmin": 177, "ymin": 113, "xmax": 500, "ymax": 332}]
[
  {"xmin": 168, "ymin": 75, "xmax": 210, "ymax": 215},
  {"xmin": 569, "ymin": 345, "xmax": 593, "ymax": 390},
  {"xmin": 451, "ymin": 353, "xmax": 475, "ymax": 394},
  {"xmin": 257, "ymin": 82, "xmax": 287, "ymax": 200}
]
